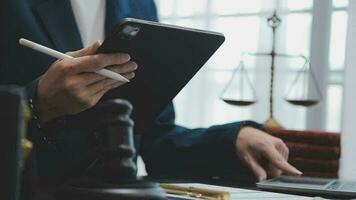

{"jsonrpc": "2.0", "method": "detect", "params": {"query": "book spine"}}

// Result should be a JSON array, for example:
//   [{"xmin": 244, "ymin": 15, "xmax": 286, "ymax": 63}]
[
  {"xmin": 286, "ymin": 142, "xmax": 341, "ymax": 160},
  {"xmin": 289, "ymin": 157, "xmax": 339, "ymax": 173},
  {"xmin": 267, "ymin": 129, "xmax": 340, "ymax": 146},
  {"xmin": 302, "ymin": 172, "xmax": 338, "ymax": 179}
]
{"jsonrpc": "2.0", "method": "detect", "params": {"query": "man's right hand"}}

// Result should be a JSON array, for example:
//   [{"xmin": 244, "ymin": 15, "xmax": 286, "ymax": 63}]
[
  {"xmin": 236, "ymin": 127, "xmax": 302, "ymax": 181},
  {"xmin": 36, "ymin": 41, "xmax": 137, "ymax": 124}
]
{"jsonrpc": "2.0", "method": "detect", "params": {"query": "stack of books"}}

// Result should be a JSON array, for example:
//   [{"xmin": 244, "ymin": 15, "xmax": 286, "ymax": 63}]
[{"xmin": 267, "ymin": 129, "xmax": 340, "ymax": 178}]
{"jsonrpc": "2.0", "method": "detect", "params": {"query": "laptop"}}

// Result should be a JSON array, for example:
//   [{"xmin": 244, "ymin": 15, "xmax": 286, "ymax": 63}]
[{"xmin": 257, "ymin": 176, "xmax": 356, "ymax": 198}]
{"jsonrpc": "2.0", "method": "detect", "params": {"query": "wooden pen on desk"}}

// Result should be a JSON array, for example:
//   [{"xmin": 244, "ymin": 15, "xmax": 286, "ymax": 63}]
[{"xmin": 160, "ymin": 184, "xmax": 230, "ymax": 200}]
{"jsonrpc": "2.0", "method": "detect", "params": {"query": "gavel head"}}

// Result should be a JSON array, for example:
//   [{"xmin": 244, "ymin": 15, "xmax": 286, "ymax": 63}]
[
  {"xmin": 88, "ymin": 99, "xmax": 137, "ymax": 183},
  {"xmin": 56, "ymin": 99, "xmax": 167, "ymax": 200}
]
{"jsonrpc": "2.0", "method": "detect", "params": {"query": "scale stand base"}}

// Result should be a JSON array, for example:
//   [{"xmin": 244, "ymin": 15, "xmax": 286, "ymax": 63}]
[{"xmin": 264, "ymin": 117, "xmax": 284, "ymax": 130}]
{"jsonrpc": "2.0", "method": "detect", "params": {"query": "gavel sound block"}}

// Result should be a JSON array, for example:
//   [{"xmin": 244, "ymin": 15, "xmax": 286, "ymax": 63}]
[{"xmin": 55, "ymin": 99, "xmax": 166, "ymax": 200}]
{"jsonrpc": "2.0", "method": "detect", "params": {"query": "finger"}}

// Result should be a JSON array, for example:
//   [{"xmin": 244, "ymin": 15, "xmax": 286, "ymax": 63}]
[
  {"xmin": 63, "ymin": 53, "xmax": 131, "ymax": 74},
  {"xmin": 76, "ymin": 70, "xmax": 135, "ymax": 89},
  {"xmin": 79, "ymin": 71, "xmax": 134, "ymax": 87},
  {"xmin": 91, "ymin": 80, "xmax": 123, "ymax": 97},
  {"xmin": 282, "ymin": 146, "xmax": 289, "ymax": 161},
  {"xmin": 67, "ymin": 41, "xmax": 101, "ymax": 57},
  {"xmin": 243, "ymin": 153, "xmax": 267, "ymax": 181},
  {"xmin": 78, "ymin": 72, "xmax": 107, "ymax": 86},
  {"xmin": 262, "ymin": 147, "xmax": 302, "ymax": 176},
  {"xmin": 267, "ymin": 142, "xmax": 288, "ymax": 177},
  {"xmin": 267, "ymin": 163, "xmax": 282, "ymax": 177},
  {"xmin": 78, "ymin": 61, "xmax": 137, "ymax": 86},
  {"xmin": 87, "ymin": 78, "xmax": 123, "ymax": 95},
  {"xmin": 107, "ymin": 81, "xmax": 123, "ymax": 90},
  {"xmin": 122, "ymin": 72, "xmax": 135, "ymax": 80},
  {"xmin": 90, "ymin": 81, "xmax": 123, "ymax": 103},
  {"xmin": 107, "ymin": 61, "xmax": 138, "ymax": 74},
  {"xmin": 274, "ymin": 139, "xmax": 290, "ymax": 161}
]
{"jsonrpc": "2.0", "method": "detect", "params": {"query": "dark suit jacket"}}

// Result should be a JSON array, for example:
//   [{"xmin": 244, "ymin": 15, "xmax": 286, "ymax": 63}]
[{"xmin": 0, "ymin": 0, "xmax": 262, "ymax": 184}]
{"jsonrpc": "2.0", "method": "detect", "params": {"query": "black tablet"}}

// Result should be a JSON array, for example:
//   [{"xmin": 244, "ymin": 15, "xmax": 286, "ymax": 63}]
[{"xmin": 97, "ymin": 18, "xmax": 225, "ymax": 133}]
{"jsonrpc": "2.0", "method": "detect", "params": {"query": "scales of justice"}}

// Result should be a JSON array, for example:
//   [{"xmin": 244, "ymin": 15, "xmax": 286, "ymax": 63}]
[{"xmin": 220, "ymin": 11, "xmax": 322, "ymax": 129}]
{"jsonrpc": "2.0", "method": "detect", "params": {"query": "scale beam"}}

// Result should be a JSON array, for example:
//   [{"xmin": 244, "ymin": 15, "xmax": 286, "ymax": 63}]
[{"xmin": 220, "ymin": 10, "xmax": 322, "ymax": 129}]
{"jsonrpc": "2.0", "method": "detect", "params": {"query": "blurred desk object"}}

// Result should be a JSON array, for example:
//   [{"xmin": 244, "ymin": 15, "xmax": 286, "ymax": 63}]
[
  {"xmin": 0, "ymin": 86, "xmax": 32, "ymax": 200},
  {"xmin": 267, "ymin": 128, "xmax": 340, "ymax": 178}
]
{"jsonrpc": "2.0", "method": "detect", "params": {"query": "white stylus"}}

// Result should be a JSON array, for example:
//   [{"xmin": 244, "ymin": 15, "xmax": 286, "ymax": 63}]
[{"xmin": 19, "ymin": 38, "xmax": 130, "ymax": 82}]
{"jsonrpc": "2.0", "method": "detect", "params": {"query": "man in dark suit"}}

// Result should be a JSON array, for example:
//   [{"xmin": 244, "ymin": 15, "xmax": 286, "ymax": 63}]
[{"xmin": 0, "ymin": 0, "xmax": 301, "ymax": 186}]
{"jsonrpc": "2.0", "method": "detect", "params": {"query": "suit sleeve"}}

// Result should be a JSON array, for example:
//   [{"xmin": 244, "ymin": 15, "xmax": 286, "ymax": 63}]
[{"xmin": 140, "ymin": 103, "xmax": 265, "ymax": 180}]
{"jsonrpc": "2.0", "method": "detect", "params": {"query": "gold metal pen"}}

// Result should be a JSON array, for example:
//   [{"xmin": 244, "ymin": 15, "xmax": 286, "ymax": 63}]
[{"xmin": 160, "ymin": 184, "xmax": 230, "ymax": 200}]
